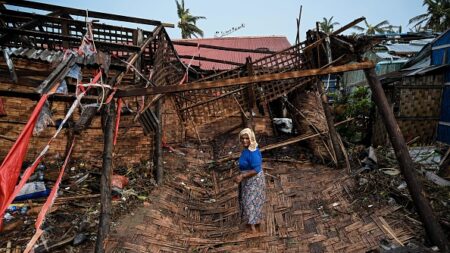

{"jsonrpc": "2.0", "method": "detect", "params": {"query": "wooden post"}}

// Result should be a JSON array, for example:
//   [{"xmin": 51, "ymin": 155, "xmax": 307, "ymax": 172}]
[
  {"xmin": 60, "ymin": 20, "xmax": 69, "ymax": 49},
  {"xmin": 153, "ymin": 98, "xmax": 163, "ymax": 185},
  {"xmin": 95, "ymin": 102, "xmax": 116, "ymax": 253},
  {"xmin": 364, "ymin": 68, "xmax": 449, "ymax": 252},
  {"xmin": 134, "ymin": 29, "xmax": 144, "ymax": 85},
  {"xmin": 315, "ymin": 80, "xmax": 346, "ymax": 168},
  {"xmin": 245, "ymin": 57, "xmax": 256, "ymax": 128},
  {"xmin": 313, "ymin": 29, "xmax": 346, "ymax": 169}
]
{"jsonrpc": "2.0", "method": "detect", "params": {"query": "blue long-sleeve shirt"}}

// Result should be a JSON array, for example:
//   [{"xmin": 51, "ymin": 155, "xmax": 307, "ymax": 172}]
[{"xmin": 238, "ymin": 148, "xmax": 262, "ymax": 173}]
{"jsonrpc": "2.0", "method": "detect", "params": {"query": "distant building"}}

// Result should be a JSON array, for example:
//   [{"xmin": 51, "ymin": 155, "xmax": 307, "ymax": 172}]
[
  {"xmin": 372, "ymin": 29, "xmax": 450, "ymax": 145},
  {"xmin": 173, "ymin": 36, "xmax": 291, "ymax": 71},
  {"xmin": 341, "ymin": 35, "xmax": 434, "ymax": 94}
]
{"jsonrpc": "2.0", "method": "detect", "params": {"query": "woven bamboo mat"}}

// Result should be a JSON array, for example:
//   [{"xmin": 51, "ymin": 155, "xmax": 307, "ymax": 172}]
[{"xmin": 105, "ymin": 161, "xmax": 414, "ymax": 253}]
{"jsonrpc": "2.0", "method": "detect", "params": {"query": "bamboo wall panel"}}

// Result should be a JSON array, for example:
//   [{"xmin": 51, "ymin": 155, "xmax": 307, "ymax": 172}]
[{"xmin": 372, "ymin": 74, "xmax": 444, "ymax": 146}]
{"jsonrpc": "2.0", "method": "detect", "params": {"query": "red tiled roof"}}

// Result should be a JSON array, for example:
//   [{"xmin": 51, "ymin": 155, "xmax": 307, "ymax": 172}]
[{"xmin": 173, "ymin": 36, "xmax": 291, "ymax": 70}]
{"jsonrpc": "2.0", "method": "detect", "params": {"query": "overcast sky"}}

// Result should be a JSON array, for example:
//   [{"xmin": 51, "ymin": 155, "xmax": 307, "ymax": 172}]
[{"xmin": 25, "ymin": 0, "xmax": 427, "ymax": 44}]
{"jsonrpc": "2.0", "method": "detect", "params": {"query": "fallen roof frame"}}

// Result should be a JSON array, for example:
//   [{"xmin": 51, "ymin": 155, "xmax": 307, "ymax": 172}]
[
  {"xmin": 1, "ymin": 0, "xmax": 173, "ymax": 27},
  {"xmin": 116, "ymin": 61, "xmax": 375, "ymax": 97}
]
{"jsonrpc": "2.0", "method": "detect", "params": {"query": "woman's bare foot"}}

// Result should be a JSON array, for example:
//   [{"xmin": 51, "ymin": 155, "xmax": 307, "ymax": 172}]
[{"xmin": 251, "ymin": 224, "xmax": 257, "ymax": 233}]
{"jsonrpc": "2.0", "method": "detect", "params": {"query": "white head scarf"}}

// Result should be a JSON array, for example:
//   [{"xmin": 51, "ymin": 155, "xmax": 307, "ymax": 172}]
[{"xmin": 239, "ymin": 128, "xmax": 258, "ymax": 151}]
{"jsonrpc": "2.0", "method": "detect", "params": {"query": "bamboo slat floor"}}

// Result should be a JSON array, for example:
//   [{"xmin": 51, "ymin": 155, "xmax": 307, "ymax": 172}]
[{"xmin": 105, "ymin": 159, "xmax": 414, "ymax": 253}]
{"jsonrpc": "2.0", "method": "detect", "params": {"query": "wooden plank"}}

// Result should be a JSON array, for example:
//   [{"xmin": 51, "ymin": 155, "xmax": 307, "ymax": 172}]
[
  {"xmin": 178, "ymin": 54, "xmax": 242, "ymax": 66},
  {"xmin": 153, "ymin": 99, "xmax": 163, "ymax": 185},
  {"xmin": 0, "ymin": 27, "xmax": 141, "ymax": 51},
  {"xmin": 116, "ymin": 61, "xmax": 375, "ymax": 97},
  {"xmin": 1, "ymin": 0, "xmax": 172, "ymax": 27},
  {"xmin": 0, "ymin": 9, "xmax": 62, "ymax": 43},
  {"xmin": 95, "ymin": 102, "xmax": 116, "ymax": 253},
  {"xmin": 0, "ymin": 9, "xmax": 152, "ymax": 35},
  {"xmin": 0, "ymin": 89, "xmax": 99, "ymax": 102}
]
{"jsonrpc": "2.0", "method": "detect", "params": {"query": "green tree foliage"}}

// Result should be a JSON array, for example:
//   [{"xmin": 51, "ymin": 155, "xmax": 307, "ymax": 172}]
[
  {"xmin": 319, "ymin": 16, "xmax": 340, "ymax": 33},
  {"xmin": 332, "ymin": 86, "xmax": 374, "ymax": 143},
  {"xmin": 353, "ymin": 19, "xmax": 391, "ymax": 35},
  {"xmin": 409, "ymin": 0, "xmax": 450, "ymax": 32},
  {"xmin": 175, "ymin": 0, "xmax": 206, "ymax": 39}
]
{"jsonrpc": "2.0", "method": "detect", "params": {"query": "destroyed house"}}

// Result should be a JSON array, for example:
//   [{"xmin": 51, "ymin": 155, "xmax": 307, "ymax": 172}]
[
  {"xmin": 372, "ymin": 29, "xmax": 450, "ymax": 146},
  {"xmin": 0, "ymin": 1, "xmax": 448, "ymax": 252}
]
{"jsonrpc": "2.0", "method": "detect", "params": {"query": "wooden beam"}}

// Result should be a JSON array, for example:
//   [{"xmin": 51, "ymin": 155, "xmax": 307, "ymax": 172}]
[
  {"xmin": 215, "ymin": 118, "xmax": 355, "ymax": 163},
  {"xmin": 0, "ymin": 9, "xmax": 153, "ymax": 36},
  {"xmin": 0, "ymin": 27, "xmax": 141, "ymax": 51},
  {"xmin": 95, "ymin": 102, "xmax": 116, "ymax": 253},
  {"xmin": 36, "ymin": 53, "xmax": 75, "ymax": 94},
  {"xmin": 0, "ymin": 10, "xmax": 62, "ymax": 44},
  {"xmin": 316, "ymin": 34, "xmax": 347, "ymax": 169},
  {"xmin": 116, "ymin": 61, "xmax": 375, "ymax": 97},
  {"xmin": 179, "ymin": 87, "xmax": 246, "ymax": 112},
  {"xmin": 178, "ymin": 54, "xmax": 242, "ymax": 66},
  {"xmin": 363, "ymin": 67, "xmax": 449, "ymax": 252},
  {"xmin": 0, "ymin": 89, "xmax": 99, "ymax": 102},
  {"xmin": 113, "ymin": 26, "xmax": 161, "ymax": 86},
  {"xmin": 331, "ymin": 17, "xmax": 365, "ymax": 35},
  {"xmin": 315, "ymin": 79, "xmax": 346, "ymax": 168},
  {"xmin": 1, "ymin": 0, "xmax": 173, "ymax": 27},
  {"xmin": 216, "ymin": 132, "xmax": 324, "ymax": 163},
  {"xmin": 245, "ymin": 57, "xmax": 255, "ymax": 128}
]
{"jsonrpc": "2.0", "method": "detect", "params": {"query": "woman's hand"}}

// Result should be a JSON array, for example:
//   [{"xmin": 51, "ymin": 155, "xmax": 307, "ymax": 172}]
[{"xmin": 234, "ymin": 174, "xmax": 243, "ymax": 183}]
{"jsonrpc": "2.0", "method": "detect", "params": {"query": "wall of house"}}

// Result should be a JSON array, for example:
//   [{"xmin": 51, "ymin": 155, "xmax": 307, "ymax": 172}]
[
  {"xmin": 372, "ymin": 74, "xmax": 443, "ymax": 146},
  {"xmin": 0, "ymin": 95, "xmax": 185, "ymax": 168}
]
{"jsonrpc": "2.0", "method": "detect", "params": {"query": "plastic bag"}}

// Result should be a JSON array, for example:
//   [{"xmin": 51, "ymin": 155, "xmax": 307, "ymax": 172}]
[
  {"xmin": 55, "ymin": 79, "xmax": 68, "ymax": 94},
  {"xmin": 33, "ymin": 101, "xmax": 54, "ymax": 136},
  {"xmin": 111, "ymin": 175, "xmax": 129, "ymax": 189}
]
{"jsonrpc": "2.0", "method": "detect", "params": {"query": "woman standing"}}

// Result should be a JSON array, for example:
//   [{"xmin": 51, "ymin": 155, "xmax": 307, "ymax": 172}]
[{"xmin": 235, "ymin": 128, "xmax": 266, "ymax": 233}]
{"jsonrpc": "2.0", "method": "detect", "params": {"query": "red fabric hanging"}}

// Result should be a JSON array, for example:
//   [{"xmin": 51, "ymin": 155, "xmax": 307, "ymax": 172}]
[
  {"xmin": 113, "ymin": 98, "xmax": 123, "ymax": 145},
  {"xmin": 0, "ymin": 94, "xmax": 48, "ymax": 230}
]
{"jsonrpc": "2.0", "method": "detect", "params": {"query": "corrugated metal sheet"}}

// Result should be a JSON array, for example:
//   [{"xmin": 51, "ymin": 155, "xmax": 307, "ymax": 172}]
[
  {"xmin": 375, "ymin": 52, "xmax": 402, "ymax": 60},
  {"xmin": 2, "ymin": 47, "xmax": 111, "ymax": 67},
  {"xmin": 173, "ymin": 36, "xmax": 291, "ymax": 70},
  {"xmin": 384, "ymin": 43, "xmax": 424, "ymax": 54},
  {"xmin": 431, "ymin": 28, "xmax": 450, "ymax": 48},
  {"xmin": 342, "ymin": 60, "xmax": 405, "ymax": 89}
]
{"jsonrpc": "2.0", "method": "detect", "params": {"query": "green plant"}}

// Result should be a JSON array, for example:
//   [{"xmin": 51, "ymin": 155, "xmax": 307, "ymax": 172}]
[{"xmin": 333, "ymin": 86, "xmax": 374, "ymax": 143}]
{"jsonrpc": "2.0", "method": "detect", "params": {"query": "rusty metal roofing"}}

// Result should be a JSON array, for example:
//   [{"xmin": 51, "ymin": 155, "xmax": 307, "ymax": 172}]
[
  {"xmin": 2, "ymin": 47, "xmax": 111, "ymax": 67},
  {"xmin": 173, "ymin": 36, "xmax": 291, "ymax": 70}
]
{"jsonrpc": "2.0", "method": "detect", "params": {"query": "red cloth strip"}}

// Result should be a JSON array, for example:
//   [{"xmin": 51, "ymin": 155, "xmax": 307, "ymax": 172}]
[
  {"xmin": 35, "ymin": 137, "xmax": 75, "ymax": 229},
  {"xmin": 114, "ymin": 98, "xmax": 123, "ymax": 145},
  {"xmin": 0, "ymin": 94, "xmax": 49, "ymax": 229}
]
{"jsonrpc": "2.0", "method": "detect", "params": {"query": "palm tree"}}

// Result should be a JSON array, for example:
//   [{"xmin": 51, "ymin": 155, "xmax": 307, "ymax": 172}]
[
  {"xmin": 319, "ymin": 16, "xmax": 340, "ymax": 33},
  {"xmin": 175, "ymin": 0, "xmax": 206, "ymax": 39},
  {"xmin": 353, "ymin": 19, "xmax": 391, "ymax": 35},
  {"xmin": 409, "ymin": 0, "xmax": 450, "ymax": 32}
]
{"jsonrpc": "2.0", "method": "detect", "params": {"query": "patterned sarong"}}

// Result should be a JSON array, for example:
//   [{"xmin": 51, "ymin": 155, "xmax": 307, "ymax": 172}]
[{"xmin": 239, "ymin": 171, "xmax": 266, "ymax": 224}]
